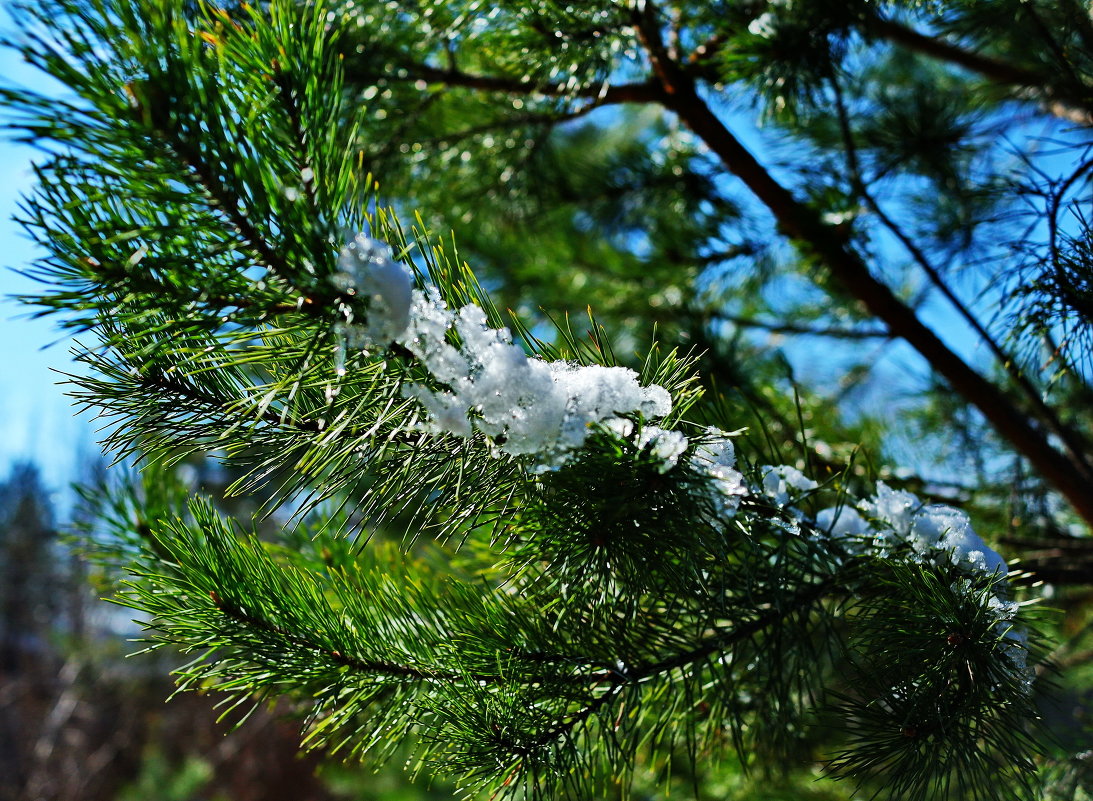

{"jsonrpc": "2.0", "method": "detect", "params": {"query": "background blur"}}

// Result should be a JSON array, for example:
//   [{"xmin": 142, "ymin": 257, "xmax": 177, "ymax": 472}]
[{"xmin": 0, "ymin": 12, "xmax": 364, "ymax": 799}]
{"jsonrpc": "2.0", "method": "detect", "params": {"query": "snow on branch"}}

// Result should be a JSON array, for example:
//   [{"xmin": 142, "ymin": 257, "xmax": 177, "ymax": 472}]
[
  {"xmin": 334, "ymin": 233, "xmax": 673, "ymax": 471},
  {"xmin": 336, "ymin": 233, "xmax": 1017, "ymax": 598}
]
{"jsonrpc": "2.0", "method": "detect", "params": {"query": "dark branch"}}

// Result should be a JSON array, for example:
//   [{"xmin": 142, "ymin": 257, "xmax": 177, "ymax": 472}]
[
  {"xmin": 390, "ymin": 63, "xmax": 663, "ymax": 106},
  {"xmin": 164, "ymin": 133, "xmax": 301, "ymax": 284},
  {"xmin": 211, "ymin": 592, "xmax": 482, "ymax": 682},
  {"xmin": 865, "ymin": 16, "xmax": 1093, "ymax": 125},
  {"xmin": 142, "ymin": 369, "xmax": 325, "ymax": 434},
  {"xmin": 630, "ymin": 2, "xmax": 1093, "ymax": 526},
  {"xmin": 530, "ymin": 576, "xmax": 837, "ymax": 746},
  {"xmin": 717, "ymin": 312, "xmax": 891, "ymax": 340},
  {"xmin": 362, "ymin": 103, "xmax": 619, "ymax": 165}
]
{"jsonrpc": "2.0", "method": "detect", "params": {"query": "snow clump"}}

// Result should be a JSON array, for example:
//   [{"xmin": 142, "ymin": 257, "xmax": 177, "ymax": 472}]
[
  {"xmin": 815, "ymin": 481, "xmax": 1009, "ymax": 580},
  {"xmin": 398, "ymin": 289, "xmax": 674, "ymax": 470},
  {"xmin": 762, "ymin": 464, "xmax": 819, "ymax": 506},
  {"xmin": 814, "ymin": 505, "xmax": 869, "ymax": 538},
  {"xmin": 333, "ymin": 237, "xmax": 676, "ymax": 470},
  {"xmin": 690, "ymin": 429, "xmax": 749, "ymax": 518},
  {"xmin": 332, "ymin": 234, "xmax": 413, "ymax": 345},
  {"xmin": 747, "ymin": 0, "xmax": 792, "ymax": 37},
  {"xmin": 637, "ymin": 426, "xmax": 689, "ymax": 473},
  {"xmin": 748, "ymin": 12, "xmax": 777, "ymax": 37}
]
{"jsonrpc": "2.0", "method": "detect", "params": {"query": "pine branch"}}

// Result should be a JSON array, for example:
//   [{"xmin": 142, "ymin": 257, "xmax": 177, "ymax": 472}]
[
  {"xmin": 139, "ymin": 368, "xmax": 321, "ymax": 435},
  {"xmin": 865, "ymin": 15, "xmax": 1093, "ymax": 125},
  {"xmin": 383, "ymin": 62, "xmax": 662, "ymax": 106},
  {"xmin": 827, "ymin": 69, "xmax": 1093, "ymax": 478},
  {"xmin": 134, "ymin": 493, "xmax": 845, "ymax": 768},
  {"xmin": 4, "ymin": 3, "xmax": 1056, "ymax": 798},
  {"xmin": 210, "ymin": 578, "xmax": 834, "ymax": 702}
]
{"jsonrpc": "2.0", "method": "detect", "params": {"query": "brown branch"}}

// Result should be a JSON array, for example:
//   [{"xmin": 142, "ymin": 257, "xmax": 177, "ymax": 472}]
[
  {"xmin": 866, "ymin": 17, "xmax": 1042, "ymax": 86},
  {"xmin": 1000, "ymin": 534, "xmax": 1093, "ymax": 552},
  {"xmin": 865, "ymin": 16, "xmax": 1093, "ymax": 125},
  {"xmin": 1003, "ymin": 532, "xmax": 1093, "ymax": 585},
  {"xmin": 395, "ymin": 63, "xmax": 662, "ymax": 105},
  {"xmin": 1007, "ymin": 556, "xmax": 1093, "ymax": 586},
  {"xmin": 716, "ymin": 312, "xmax": 891, "ymax": 341},
  {"xmin": 630, "ymin": 5, "xmax": 1093, "ymax": 527},
  {"xmin": 683, "ymin": 9, "xmax": 1093, "ymax": 125},
  {"xmin": 694, "ymin": 244, "xmax": 756, "ymax": 264}
]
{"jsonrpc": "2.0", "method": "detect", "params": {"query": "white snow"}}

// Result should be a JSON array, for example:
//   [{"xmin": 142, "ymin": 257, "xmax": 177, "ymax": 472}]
[
  {"xmin": 334, "ymin": 240, "xmax": 677, "ymax": 470},
  {"xmin": 761, "ymin": 464, "xmax": 818, "ymax": 506},
  {"xmin": 332, "ymin": 234, "xmax": 414, "ymax": 345},
  {"xmin": 690, "ymin": 429, "xmax": 748, "ymax": 518}
]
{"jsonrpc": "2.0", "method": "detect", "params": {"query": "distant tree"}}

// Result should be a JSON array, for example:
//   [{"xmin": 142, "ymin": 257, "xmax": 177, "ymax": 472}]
[
  {"xmin": 0, "ymin": 457, "xmax": 369, "ymax": 801},
  {"xmin": 0, "ymin": 463, "xmax": 60, "ymax": 673},
  {"xmin": 4, "ymin": 1, "xmax": 1092, "ymax": 799},
  {"xmin": 0, "ymin": 463, "xmax": 60, "ymax": 799}
]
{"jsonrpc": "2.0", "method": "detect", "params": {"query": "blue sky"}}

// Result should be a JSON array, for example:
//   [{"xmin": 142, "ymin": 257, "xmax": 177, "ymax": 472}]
[{"xmin": 0, "ymin": 9, "xmax": 95, "ymax": 496}]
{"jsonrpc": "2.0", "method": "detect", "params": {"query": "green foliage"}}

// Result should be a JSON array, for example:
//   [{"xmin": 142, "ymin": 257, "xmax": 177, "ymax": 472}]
[
  {"xmin": 114, "ymin": 753, "xmax": 219, "ymax": 801},
  {"xmin": 827, "ymin": 566, "xmax": 1044, "ymax": 800},
  {"xmin": 7, "ymin": 0, "xmax": 1093, "ymax": 799}
]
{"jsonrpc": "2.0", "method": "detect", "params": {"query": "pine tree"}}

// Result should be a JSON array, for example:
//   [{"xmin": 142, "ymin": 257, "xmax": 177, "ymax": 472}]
[
  {"xmin": 0, "ymin": 463, "xmax": 60, "ymax": 799},
  {"xmin": 3, "ymin": 0, "xmax": 1088, "ymax": 798}
]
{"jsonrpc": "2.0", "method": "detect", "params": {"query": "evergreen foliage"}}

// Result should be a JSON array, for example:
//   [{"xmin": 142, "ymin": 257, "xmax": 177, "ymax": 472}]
[{"xmin": 4, "ymin": 0, "xmax": 1093, "ymax": 799}]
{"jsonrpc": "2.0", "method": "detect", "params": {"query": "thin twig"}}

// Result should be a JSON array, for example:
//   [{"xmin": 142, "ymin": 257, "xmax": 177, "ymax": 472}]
[
  {"xmin": 865, "ymin": 16, "xmax": 1093, "ymax": 125},
  {"xmin": 387, "ymin": 62, "xmax": 661, "ymax": 105},
  {"xmin": 828, "ymin": 69, "xmax": 1093, "ymax": 477}
]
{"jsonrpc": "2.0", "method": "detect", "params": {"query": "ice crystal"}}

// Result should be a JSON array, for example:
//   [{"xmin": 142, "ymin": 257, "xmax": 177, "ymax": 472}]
[{"xmin": 987, "ymin": 596, "xmax": 1020, "ymax": 621}]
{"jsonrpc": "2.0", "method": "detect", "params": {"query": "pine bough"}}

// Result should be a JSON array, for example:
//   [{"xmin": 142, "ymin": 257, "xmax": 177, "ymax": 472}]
[{"xmin": 2, "ymin": 0, "xmax": 1044, "ymax": 798}]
